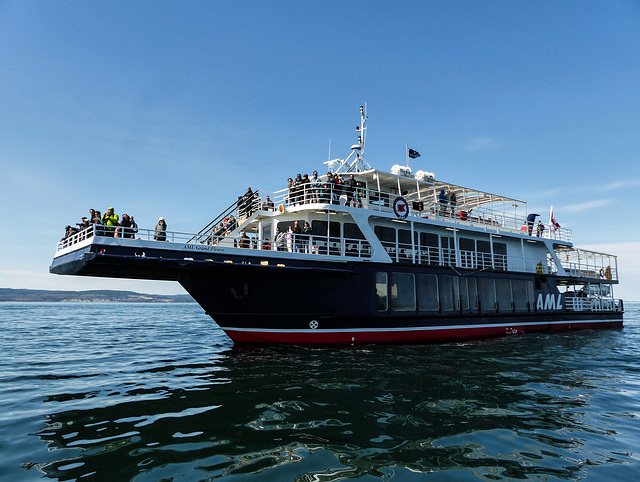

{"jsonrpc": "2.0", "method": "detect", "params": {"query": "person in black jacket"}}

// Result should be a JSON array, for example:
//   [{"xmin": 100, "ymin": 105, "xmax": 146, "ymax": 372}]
[
  {"xmin": 302, "ymin": 221, "xmax": 312, "ymax": 253},
  {"xmin": 292, "ymin": 220, "xmax": 302, "ymax": 253}
]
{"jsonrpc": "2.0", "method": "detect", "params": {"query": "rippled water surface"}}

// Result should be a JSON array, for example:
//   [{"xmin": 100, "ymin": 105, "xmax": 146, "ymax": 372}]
[{"xmin": 1, "ymin": 302, "xmax": 639, "ymax": 480}]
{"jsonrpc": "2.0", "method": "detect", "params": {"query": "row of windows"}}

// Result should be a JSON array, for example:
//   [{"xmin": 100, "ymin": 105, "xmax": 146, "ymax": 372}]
[
  {"xmin": 375, "ymin": 272, "xmax": 535, "ymax": 313},
  {"xmin": 374, "ymin": 226, "xmax": 508, "ymax": 267},
  {"xmin": 374, "ymin": 227, "xmax": 506, "ymax": 252}
]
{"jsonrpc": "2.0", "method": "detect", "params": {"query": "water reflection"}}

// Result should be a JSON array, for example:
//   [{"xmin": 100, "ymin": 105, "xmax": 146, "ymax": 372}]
[{"xmin": 32, "ymin": 328, "xmax": 637, "ymax": 480}]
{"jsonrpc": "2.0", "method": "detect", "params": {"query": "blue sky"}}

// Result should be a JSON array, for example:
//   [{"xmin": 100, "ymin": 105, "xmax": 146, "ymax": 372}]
[{"xmin": 1, "ymin": 1, "xmax": 639, "ymax": 300}]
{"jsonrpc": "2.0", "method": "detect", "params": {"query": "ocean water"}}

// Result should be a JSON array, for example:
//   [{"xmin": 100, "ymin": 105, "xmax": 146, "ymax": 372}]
[{"xmin": 1, "ymin": 303, "xmax": 639, "ymax": 481}]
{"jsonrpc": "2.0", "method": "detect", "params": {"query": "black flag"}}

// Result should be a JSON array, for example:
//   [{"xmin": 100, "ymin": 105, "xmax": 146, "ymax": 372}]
[{"xmin": 408, "ymin": 148, "xmax": 420, "ymax": 159}]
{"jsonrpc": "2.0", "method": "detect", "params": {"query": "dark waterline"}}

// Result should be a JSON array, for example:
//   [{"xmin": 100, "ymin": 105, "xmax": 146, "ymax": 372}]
[{"xmin": 1, "ymin": 302, "xmax": 639, "ymax": 480}]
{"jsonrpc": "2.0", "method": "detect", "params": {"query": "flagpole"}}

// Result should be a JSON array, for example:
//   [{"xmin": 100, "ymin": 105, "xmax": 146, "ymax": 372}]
[{"xmin": 405, "ymin": 143, "xmax": 408, "ymax": 167}]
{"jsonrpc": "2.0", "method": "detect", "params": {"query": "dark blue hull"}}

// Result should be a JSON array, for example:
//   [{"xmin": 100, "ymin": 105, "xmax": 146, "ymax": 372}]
[{"xmin": 50, "ymin": 242, "xmax": 623, "ymax": 344}]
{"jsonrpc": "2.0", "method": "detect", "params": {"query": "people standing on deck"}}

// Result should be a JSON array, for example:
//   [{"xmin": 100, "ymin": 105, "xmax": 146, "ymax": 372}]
[
  {"xmin": 274, "ymin": 226, "xmax": 285, "ymax": 251},
  {"xmin": 449, "ymin": 190, "xmax": 456, "ymax": 215},
  {"xmin": 91, "ymin": 216, "xmax": 102, "ymax": 236},
  {"xmin": 311, "ymin": 171, "xmax": 321, "ymax": 202},
  {"xmin": 355, "ymin": 180, "xmax": 365, "ymax": 208},
  {"xmin": 346, "ymin": 174, "xmax": 357, "ymax": 207},
  {"xmin": 301, "ymin": 174, "xmax": 310, "ymax": 203},
  {"xmin": 262, "ymin": 196, "xmax": 274, "ymax": 211},
  {"xmin": 238, "ymin": 229, "xmax": 250, "ymax": 248},
  {"xmin": 286, "ymin": 226, "xmax": 294, "ymax": 252},
  {"xmin": 129, "ymin": 215, "xmax": 138, "ymax": 238},
  {"xmin": 335, "ymin": 174, "xmax": 345, "ymax": 204},
  {"xmin": 293, "ymin": 220, "xmax": 302, "ymax": 252},
  {"xmin": 286, "ymin": 177, "xmax": 294, "ymax": 206},
  {"xmin": 154, "ymin": 217, "xmax": 167, "ymax": 241},
  {"xmin": 324, "ymin": 172, "xmax": 335, "ymax": 203},
  {"xmin": 245, "ymin": 187, "xmax": 256, "ymax": 216},
  {"xmin": 438, "ymin": 189, "xmax": 450, "ymax": 216},
  {"xmin": 61, "ymin": 225, "xmax": 78, "ymax": 241},
  {"xmin": 77, "ymin": 217, "xmax": 90, "ymax": 239},
  {"xmin": 238, "ymin": 187, "xmax": 254, "ymax": 218},
  {"xmin": 302, "ymin": 221, "xmax": 312, "ymax": 253},
  {"xmin": 101, "ymin": 207, "xmax": 119, "ymax": 236},
  {"xmin": 120, "ymin": 214, "xmax": 133, "ymax": 238},
  {"xmin": 536, "ymin": 220, "xmax": 545, "ymax": 237},
  {"xmin": 293, "ymin": 174, "xmax": 303, "ymax": 205}
]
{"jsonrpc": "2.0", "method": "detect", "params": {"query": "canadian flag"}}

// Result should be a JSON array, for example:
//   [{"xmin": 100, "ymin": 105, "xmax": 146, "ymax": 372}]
[{"xmin": 550, "ymin": 206, "xmax": 561, "ymax": 232}]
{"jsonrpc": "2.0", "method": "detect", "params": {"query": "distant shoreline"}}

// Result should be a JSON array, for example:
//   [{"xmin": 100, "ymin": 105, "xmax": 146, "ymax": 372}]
[{"xmin": 0, "ymin": 288, "xmax": 195, "ymax": 303}]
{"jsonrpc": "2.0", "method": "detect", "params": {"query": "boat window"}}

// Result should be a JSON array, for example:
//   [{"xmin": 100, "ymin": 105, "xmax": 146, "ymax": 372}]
[
  {"xmin": 478, "ymin": 278, "xmax": 496, "ymax": 312},
  {"xmin": 277, "ymin": 221, "xmax": 296, "ymax": 232},
  {"xmin": 459, "ymin": 277, "xmax": 469, "ymax": 310},
  {"xmin": 398, "ymin": 229, "xmax": 412, "ymax": 261},
  {"xmin": 311, "ymin": 220, "xmax": 341, "ymax": 237},
  {"xmin": 374, "ymin": 225, "xmax": 395, "ymax": 242},
  {"xmin": 469, "ymin": 278, "xmax": 478, "ymax": 309},
  {"xmin": 375, "ymin": 226, "xmax": 397, "ymax": 260},
  {"xmin": 459, "ymin": 238, "xmax": 475, "ymax": 251},
  {"xmin": 459, "ymin": 237, "xmax": 475, "ymax": 269},
  {"xmin": 452, "ymin": 276, "xmax": 460, "ymax": 311},
  {"xmin": 441, "ymin": 236, "xmax": 455, "ymax": 265},
  {"xmin": 493, "ymin": 242, "xmax": 507, "ymax": 255},
  {"xmin": 439, "ymin": 275, "xmax": 454, "ymax": 312},
  {"xmin": 418, "ymin": 232, "xmax": 439, "ymax": 265},
  {"xmin": 344, "ymin": 223, "xmax": 364, "ymax": 240},
  {"xmin": 390, "ymin": 272, "xmax": 416, "ymax": 312},
  {"xmin": 526, "ymin": 280, "xmax": 535, "ymax": 308},
  {"xmin": 477, "ymin": 240, "xmax": 491, "ymax": 252},
  {"xmin": 398, "ymin": 229, "xmax": 411, "ymax": 245},
  {"xmin": 420, "ymin": 232, "xmax": 438, "ymax": 247},
  {"xmin": 512, "ymin": 279, "xmax": 528, "ymax": 311},
  {"xmin": 477, "ymin": 240, "xmax": 491, "ymax": 269},
  {"xmin": 496, "ymin": 278, "xmax": 512, "ymax": 311},
  {"xmin": 493, "ymin": 242, "xmax": 507, "ymax": 271},
  {"xmin": 311, "ymin": 220, "xmax": 327, "ymax": 236},
  {"xmin": 375, "ymin": 272, "xmax": 388, "ymax": 311},
  {"xmin": 417, "ymin": 273, "xmax": 439, "ymax": 311}
]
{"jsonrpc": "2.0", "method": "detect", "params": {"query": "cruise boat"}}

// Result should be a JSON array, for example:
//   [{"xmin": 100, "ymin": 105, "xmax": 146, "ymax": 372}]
[{"xmin": 50, "ymin": 107, "xmax": 624, "ymax": 344}]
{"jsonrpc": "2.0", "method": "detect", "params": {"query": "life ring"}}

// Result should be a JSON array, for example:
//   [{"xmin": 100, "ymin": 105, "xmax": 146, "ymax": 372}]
[
  {"xmin": 279, "ymin": 204, "xmax": 284, "ymax": 213},
  {"xmin": 599, "ymin": 268, "xmax": 605, "ymax": 278},
  {"xmin": 535, "ymin": 262, "xmax": 543, "ymax": 274}
]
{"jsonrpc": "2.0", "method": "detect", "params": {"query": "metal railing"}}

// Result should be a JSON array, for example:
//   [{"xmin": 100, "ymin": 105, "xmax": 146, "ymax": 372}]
[
  {"xmin": 56, "ymin": 224, "xmax": 373, "ymax": 259},
  {"xmin": 564, "ymin": 297, "xmax": 624, "ymax": 312},
  {"xmin": 262, "ymin": 182, "xmax": 573, "ymax": 241},
  {"xmin": 555, "ymin": 248, "xmax": 618, "ymax": 282}
]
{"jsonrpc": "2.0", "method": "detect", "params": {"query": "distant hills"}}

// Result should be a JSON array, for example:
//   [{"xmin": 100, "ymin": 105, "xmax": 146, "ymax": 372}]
[{"xmin": 0, "ymin": 288, "xmax": 195, "ymax": 303}]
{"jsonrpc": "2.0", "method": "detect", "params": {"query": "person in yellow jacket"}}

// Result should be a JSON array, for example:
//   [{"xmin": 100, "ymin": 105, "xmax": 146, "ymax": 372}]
[{"xmin": 101, "ymin": 207, "xmax": 119, "ymax": 236}]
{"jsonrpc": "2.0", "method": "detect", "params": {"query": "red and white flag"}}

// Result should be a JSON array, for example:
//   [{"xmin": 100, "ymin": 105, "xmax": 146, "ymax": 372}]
[{"xmin": 550, "ymin": 206, "xmax": 561, "ymax": 232}]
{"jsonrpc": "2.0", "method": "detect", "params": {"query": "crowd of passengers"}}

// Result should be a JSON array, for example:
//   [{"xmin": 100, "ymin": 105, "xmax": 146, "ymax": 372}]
[
  {"xmin": 233, "ymin": 220, "xmax": 315, "ymax": 252},
  {"xmin": 61, "ymin": 208, "xmax": 168, "ymax": 242},
  {"xmin": 286, "ymin": 171, "xmax": 365, "ymax": 207},
  {"xmin": 211, "ymin": 214, "xmax": 238, "ymax": 237}
]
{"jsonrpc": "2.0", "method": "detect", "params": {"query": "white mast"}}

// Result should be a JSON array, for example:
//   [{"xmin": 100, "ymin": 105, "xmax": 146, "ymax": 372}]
[{"xmin": 327, "ymin": 104, "xmax": 372, "ymax": 173}]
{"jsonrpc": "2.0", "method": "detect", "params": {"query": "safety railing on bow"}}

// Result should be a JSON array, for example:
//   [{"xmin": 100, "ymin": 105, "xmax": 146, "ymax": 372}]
[{"xmin": 56, "ymin": 224, "xmax": 373, "ymax": 260}]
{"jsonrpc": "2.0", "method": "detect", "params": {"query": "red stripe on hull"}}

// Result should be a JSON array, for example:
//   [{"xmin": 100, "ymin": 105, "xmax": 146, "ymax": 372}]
[{"xmin": 224, "ymin": 320, "xmax": 623, "ymax": 345}]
